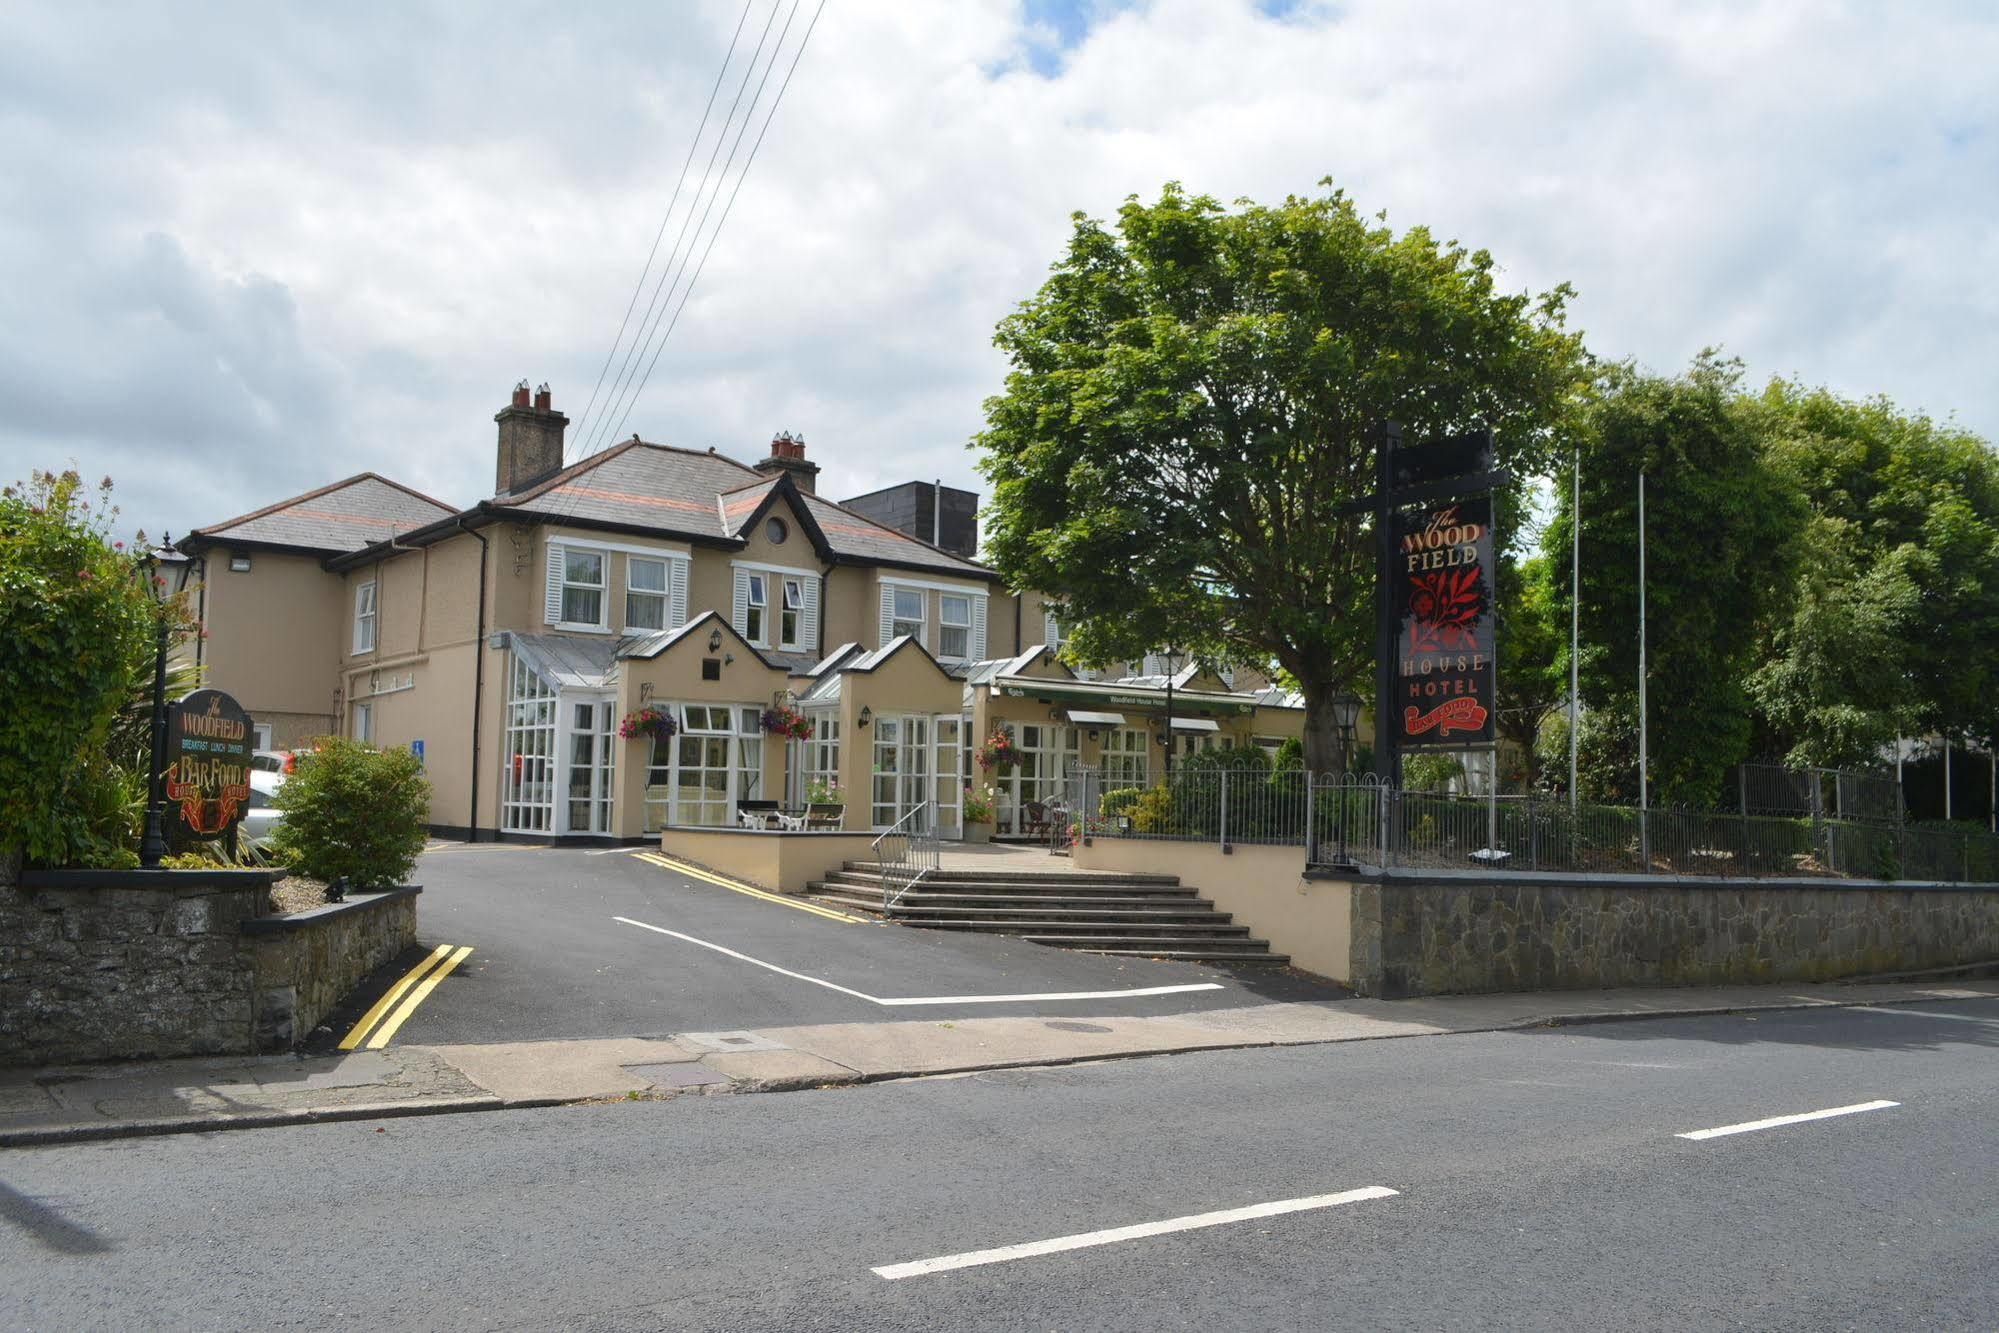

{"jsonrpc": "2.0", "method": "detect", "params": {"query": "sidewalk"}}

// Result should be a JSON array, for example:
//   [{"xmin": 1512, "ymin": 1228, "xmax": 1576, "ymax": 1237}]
[{"xmin": 6, "ymin": 978, "xmax": 1996, "ymax": 1147}]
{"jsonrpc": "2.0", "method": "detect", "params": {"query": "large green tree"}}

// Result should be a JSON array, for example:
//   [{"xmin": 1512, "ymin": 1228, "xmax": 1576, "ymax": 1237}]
[
  {"xmin": 1749, "ymin": 382, "xmax": 1999, "ymax": 765},
  {"xmin": 1544, "ymin": 355, "xmax": 1806, "ymax": 806},
  {"xmin": 976, "ymin": 182, "xmax": 1592, "ymax": 772}
]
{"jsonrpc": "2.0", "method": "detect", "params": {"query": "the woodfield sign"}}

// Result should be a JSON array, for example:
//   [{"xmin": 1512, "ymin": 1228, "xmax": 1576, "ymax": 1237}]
[
  {"xmin": 164, "ymin": 688, "xmax": 255, "ymax": 839},
  {"xmin": 1393, "ymin": 496, "xmax": 1495, "ymax": 748}
]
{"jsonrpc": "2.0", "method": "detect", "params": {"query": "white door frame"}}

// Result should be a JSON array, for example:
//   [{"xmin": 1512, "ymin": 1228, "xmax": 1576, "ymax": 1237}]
[{"xmin": 556, "ymin": 692, "xmax": 615, "ymax": 836}]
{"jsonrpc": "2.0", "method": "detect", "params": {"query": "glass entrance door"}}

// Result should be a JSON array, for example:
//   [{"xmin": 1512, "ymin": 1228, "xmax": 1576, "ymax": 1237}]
[
  {"xmin": 870, "ymin": 714, "xmax": 931, "ymax": 829},
  {"xmin": 932, "ymin": 714, "xmax": 963, "ymax": 837},
  {"xmin": 562, "ymin": 698, "xmax": 615, "ymax": 835}
]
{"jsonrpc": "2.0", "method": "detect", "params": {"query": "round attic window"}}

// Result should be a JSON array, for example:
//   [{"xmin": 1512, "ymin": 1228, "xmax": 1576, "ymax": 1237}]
[{"xmin": 765, "ymin": 516, "xmax": 789, "ymax": 545}]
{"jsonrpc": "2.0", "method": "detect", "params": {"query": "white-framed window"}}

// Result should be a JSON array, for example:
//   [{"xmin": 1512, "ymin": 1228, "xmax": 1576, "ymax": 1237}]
[
  {"xmin": 560, "ymin": 549, "xmax": 605, "ymax": 628},
  {"xmin": 253, "ymin": 723, "xmax": 274, "ymax": 750},
  {"xmin": 780, "ymin": 578, "xmax": 804, "ymax": 651},
  {"xmin": 744, "ymin": 573, "xmax": 769, "ymax": 646},
  {"xmin": 229, "ymin": 550, "xmax": 252, "ymax": 573},
  {"xmin": 804, "ymin": 713, "xmax": 841, "ymax": 798},
  {"xmin": 501, "ymin": 654, "xmax": 557, "ymax": 833},
  {"xmin": 1101, "ymin": 727, "xmax": 1149, "ymax": 789},
  {"xmin": 892, "ymin": 588, "xmax": 923, "ymax": 643},
  {"xmin": 659, "ymin": 703, "xmax": 765, "ymax": 827},
  {"xmin": 939, "ymin": 594, "xmax": 971, "ymax": 661},
  {"xmin": 352, "ymin": 581, "xmax": 377, "ymax": 654},
  {"xmin": 351, "ymin": 700, "xmax": 374, "ymax": 744},
  {"xmin": 626, "ymin": 557, "xmax": 668, "ymax": 631}
]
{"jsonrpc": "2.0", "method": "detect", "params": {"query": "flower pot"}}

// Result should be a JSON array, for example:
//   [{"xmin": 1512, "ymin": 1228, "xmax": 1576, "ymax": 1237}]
[{"xmin": 963, "ymin": 820, "xmax": 993, "ymax": 844}]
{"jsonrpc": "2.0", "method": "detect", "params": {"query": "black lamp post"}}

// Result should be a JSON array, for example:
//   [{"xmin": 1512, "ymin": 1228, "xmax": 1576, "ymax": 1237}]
[
  {"xmin": 136, "ymin": 541, "xmax": 172, "ymax": 868},
  {"xmin": 1331, "ymin": 691, "xmax": 1363, "ymax": 866},
  {"xmin": 1158, "ymin": 647, "xmax": 1184, "ymax": 783}
]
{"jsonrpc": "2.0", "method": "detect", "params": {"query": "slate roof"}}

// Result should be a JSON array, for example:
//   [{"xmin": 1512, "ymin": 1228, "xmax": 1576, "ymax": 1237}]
[
  {"xmin": 491, "ymin": 440, "xmax": 993, "ymax": 579},
  {"xmin": 185, "ymin": 474, "xmax": 455, "ymax": 555}
]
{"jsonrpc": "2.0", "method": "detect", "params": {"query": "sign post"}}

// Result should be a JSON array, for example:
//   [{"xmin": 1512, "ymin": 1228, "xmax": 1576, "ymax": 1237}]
[
  {"xmin": 163, "ymin": 688, "xmax": 257, "ymax": 847},
  {"xmin": 1372, "ymin": 425, "xmax": 1505, "ymax": 790}
]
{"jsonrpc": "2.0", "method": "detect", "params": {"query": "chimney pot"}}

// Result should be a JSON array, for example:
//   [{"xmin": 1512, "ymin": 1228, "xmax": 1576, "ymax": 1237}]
[
  {"xmin": 533, "ymin": 384, "xmax": 551, "ymax": 412},
  {"xmin": 512, "ymin": 380, "xmax": 531, "ymax": 409}
]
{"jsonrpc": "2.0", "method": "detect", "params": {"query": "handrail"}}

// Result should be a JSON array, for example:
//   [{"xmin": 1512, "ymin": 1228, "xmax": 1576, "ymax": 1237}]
[{"xmin": 870, "ymin": 801, "xmax": 938, "ymax": 914}]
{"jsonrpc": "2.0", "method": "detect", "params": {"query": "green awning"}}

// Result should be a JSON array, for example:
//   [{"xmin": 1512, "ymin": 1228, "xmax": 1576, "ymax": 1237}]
[{"xmin": 995, "ymin": 679, "xmax": 1255, "ymax": 716}]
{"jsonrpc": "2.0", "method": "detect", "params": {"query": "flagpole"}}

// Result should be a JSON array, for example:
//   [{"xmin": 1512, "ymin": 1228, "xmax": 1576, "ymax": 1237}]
[
  {"xmin": 1569, "ymin": 447, "xmax": 1580, "ymax": 808},
  {"xmin": 1638, "ymin": 469, "xmax": 1650, "ymax": 867}
]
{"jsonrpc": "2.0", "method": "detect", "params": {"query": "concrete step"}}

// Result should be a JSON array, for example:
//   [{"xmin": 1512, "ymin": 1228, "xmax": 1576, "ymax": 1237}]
[
  {"xmin": 821, "ymin": 872, "xmax": 1198, "ymax": 898},
  {"xmin": 808, "ymin": 886, "xmax": 1220, "ymax": 912},
  {"xmin": 840, "ymin": 863, "xmax": 1181, "ymax": 886},
  {"xmin": 1071, "ymin": 947, "xmax": 1291, "ymax": 964},
  {"xmin": 903, "ymin": 920, "xmax": 1254, "ymax": 938},
  {"xmin": 1010, "ymin": 933, "xmax": 1274, "ymax": 950}
]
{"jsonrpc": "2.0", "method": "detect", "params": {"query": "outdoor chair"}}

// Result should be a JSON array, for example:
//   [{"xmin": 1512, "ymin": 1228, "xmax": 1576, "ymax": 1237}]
[
  {"xmin": 1020, "ymin": 801, "xmax": 1051, "ymax": 836},
  {"xmin": 804, "ymin": 803, "xmax": 845, "ymax": 830},
  {"xmin": 736, "ymin": 799, "xmax": 783, "ymax": 830}
]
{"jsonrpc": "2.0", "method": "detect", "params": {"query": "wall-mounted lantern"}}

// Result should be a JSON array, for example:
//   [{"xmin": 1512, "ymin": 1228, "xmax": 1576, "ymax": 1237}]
[{"xmin": 858, "ymin": 706, "xmax": 873, "ymax": 729}]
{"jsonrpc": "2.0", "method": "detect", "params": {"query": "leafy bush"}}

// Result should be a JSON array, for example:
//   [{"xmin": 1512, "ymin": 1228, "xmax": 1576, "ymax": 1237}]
[
  {"xmin": 0, "ymin": 471, "xmax": 159, "ymax": 867},
  {"xmin": 1178, "ymin": 744, "xmax": 1272, "ymax": 775},
  {"xmin": 1127, "ymin": 786, "xmax": 1175, "ymax": 833},
  {"xmin": 1272, "ymin": 737, "xmax": 1304, "ymax": 771},
  {"xmin": 1099, "ymin": 787, "xmax": 1145, "ymax": 818},
  {"xmin": 268, "ymin": 738, "xmax": 431, "ymax": 886}
]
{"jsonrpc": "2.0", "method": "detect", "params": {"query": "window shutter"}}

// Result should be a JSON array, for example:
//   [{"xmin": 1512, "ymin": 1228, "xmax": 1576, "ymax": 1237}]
[
  {"xmin": 970, "ymin": 595, "xmax": 987, "ymax": 662},
  {"xmin": 1043, "ymin": 609, "xmax": 1059, "ymax": 650},
  {"xmin": 544, "ymin": 541, "xmax": 565, "ymax": 625},
  {"xmin": 733, "ymin": 567, "xmax": 751, "ymax": 638},
  {"xmin": 669, "ymin": 558, "xmax": 688, "ymax": 630},
  {"xmin": 879, "ymin": 583, "xmax": 895, "ymax": 646},
  {"xmin": 803, "ymin": 577, "xmax": 821, "ymax": 654}
]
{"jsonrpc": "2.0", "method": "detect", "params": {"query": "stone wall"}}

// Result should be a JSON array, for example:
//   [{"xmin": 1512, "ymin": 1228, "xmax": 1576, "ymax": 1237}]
[
  {"xmin": 244, "ymin": 890, "xmax": 418, "ymax": 1049},
  {"xmin": 1351, "ymin": 872, "xmax": 1999, "ymax": 998},
  {"xmin": 0, "ymin": 870, "xmax": 417, "ymax": 1066}
]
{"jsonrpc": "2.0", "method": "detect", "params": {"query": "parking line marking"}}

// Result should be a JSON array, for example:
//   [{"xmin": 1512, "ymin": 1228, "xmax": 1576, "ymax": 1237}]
[
  {"xmin": 364, "ymin": 946, "xmax": 473, "ymax": 1048},
  {"xmin": 872, "ymin": 1186, "xmax": 1399, "ymax": 1280},
  {"xmin": 612, "ymin": 916, "xmax": 1224, "ymax": 1005},
  {"xmin": 1677, "ymin": 1099, "xmax": 1899, "ymax": 1141},
  {"xmin": 1849, "ymin": 1006, "xmax": 1999, "ymax": 1024},
  {"xmin": 634, "ymin": 851, "xmax": 862, "ymax": 923},
  {"xmin": 338, "ymin": 945, "xmax": 454, "ymax": 1050}
]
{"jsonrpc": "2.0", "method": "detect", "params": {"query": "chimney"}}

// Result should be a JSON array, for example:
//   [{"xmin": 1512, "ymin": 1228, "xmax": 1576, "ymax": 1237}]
[
  {"xmin": 751, "ymin": 429, "xmax": 821, "ymax": 493},
  {"xmin": 494, "ymin": 380, "xmax": 569, "ymax": 496}
]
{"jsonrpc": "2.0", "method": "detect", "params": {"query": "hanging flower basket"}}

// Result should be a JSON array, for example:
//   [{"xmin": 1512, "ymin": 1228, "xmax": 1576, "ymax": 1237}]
[
  {"xmin": 762, "ymin": 704, "xmax": 814, "ymax": 740},
  {"xmin": 618, "ymin": 706, "xmax": 677, "ymax": 742},
  {"xmin": 976, "ymin": 726, "xmax": 1021, "ymax": 771}
]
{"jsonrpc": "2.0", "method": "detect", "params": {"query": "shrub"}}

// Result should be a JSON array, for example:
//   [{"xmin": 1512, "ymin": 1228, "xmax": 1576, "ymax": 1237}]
[
  {"xmin": 0, "ymin": 471, "xmax": 159, "ymax": 867},
  {"xmin": 268, "ymin": 738, "xmax": 431, "ymax": 886},
  {"xmin": 1127, "ymin": 786, "xmax": 1174, "ymax": 834},
  {"xmin": 1099, "ymin": 787, "xmax": 1145, "ymax": 818}
]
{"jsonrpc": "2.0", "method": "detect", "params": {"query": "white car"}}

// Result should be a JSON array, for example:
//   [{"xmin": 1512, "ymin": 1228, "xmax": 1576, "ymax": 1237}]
[{"xmin": 240, "ymin": 769, "xmax": 285, "ymax": 842}]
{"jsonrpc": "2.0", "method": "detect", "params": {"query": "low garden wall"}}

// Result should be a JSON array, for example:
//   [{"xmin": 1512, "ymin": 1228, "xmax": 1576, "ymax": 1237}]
[
  {"xmin": 658, "ymin": 828, "xmax": 883, "ymax": 894},
  {"xmin": 1, "ymin": 869, "xmax": 418, "ymax": 1065},
  {"xmin": 1072, "ymin": 837, "xmax": 1999, "ymax": 997}
]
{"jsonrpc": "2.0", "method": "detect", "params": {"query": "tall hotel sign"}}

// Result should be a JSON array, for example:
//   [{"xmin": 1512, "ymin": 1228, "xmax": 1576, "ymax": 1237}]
[{"xmin": 1371, "ymin": 424, "xmax": 1504, "ymax": 780}]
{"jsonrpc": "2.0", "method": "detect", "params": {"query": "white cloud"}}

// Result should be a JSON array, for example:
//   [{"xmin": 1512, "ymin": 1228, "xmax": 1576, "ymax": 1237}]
[{"xmin": 2, "ymin": 0, "xmax": 1994, "ymax": 541}]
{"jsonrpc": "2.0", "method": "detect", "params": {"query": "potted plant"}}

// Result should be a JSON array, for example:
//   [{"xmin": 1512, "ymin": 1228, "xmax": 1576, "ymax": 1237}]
[
  {"xmin": 761, "ymin": 704, "xmax": 814, "ymax": 740},
  {"xmin": 618, "ymin": 706, "xmax": 677, "ymax": 743},
  {"xmin": 975, "ymin": 725, "xmax": 1021, "ymax": 772},
  {"xmin": 962, "ymin": 783, "xmax": 996, "ymax": 843}
]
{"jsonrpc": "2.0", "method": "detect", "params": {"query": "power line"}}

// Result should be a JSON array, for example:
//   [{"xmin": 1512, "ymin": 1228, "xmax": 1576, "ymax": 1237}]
[
  {"xmin": 574, "ymin": 0, "xmax": 791, "ymax": 462},
  {"xmin": 566, "ymin": 0, "xmax": 757, "ymax": 459},
  {"xmin": 598, "ymin": 0, "xmax": 827, "ymax": 455}
]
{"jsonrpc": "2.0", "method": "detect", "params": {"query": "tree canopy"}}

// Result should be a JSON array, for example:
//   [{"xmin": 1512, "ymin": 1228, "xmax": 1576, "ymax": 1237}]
[{"xmin": 976, "ymin": 181, "xmax": 1592, "ymax": 771}]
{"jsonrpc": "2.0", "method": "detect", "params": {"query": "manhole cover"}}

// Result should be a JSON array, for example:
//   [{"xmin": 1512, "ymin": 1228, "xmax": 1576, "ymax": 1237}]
[
  {"xmin": 1043, "ymin": 1021, "xmax": 1111, "ymax": 1034},
  {"xmin": 678, "ymin": 1030, "xmax": 790, "ymax": 1053}
]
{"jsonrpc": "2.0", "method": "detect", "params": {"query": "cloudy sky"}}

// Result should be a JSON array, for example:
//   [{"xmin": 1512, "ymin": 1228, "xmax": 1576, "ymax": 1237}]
[{"xmin": 3, "ymin": 1, "xmax": 1995, "ymax": 542}]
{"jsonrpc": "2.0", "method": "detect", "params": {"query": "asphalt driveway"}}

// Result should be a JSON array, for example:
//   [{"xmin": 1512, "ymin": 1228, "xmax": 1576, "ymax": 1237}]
[{"xmin": 318, "ymin": 843, "xmax": 1341, "ymax": 1049}]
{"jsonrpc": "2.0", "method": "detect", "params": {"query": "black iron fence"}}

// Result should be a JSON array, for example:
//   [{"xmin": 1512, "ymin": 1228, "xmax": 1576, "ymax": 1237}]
[{"xmin": 1058, "ymin": 766, "xmax": 1999, "ymax": 884}]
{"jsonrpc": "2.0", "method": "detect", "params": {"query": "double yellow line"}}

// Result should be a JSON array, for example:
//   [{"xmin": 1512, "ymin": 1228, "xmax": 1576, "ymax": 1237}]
[
  {"xmin": 339, "ymin": 944, "xmax": 473, "ymax": 1050},
  {"xmin": 633, "ymin": 851, "xmax": 862, "ymax": 923}
]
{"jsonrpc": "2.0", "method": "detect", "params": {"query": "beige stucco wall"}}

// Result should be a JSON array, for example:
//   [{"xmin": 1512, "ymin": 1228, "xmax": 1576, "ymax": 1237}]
[
  {"xmin": 1074, "ymin": 838, "xmax": 1351, "ymax": 983},
  {"xmin": 822, "ymin": 564, "xmax": 872, "ymax": 652},
  {"xmin": 654, "ymin": 831, "xmax": 881, "ymax": 894},
  {"xmin": 832, "ymin": 646, "xmax": 968, "ymax": 830},
  {"xmin": 196, "ymin": 550, "xmax": 343, "ymax": 726}
]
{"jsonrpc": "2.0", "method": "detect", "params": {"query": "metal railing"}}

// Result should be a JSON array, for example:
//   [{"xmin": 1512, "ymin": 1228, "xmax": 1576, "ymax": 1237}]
[
  {"xmin": 870, "ymin": 801, "xmax": 938, "ymax": 914},
  {"xmin": 1069, "ymin": 764, "xmax": 1999, "ymax": 884}
]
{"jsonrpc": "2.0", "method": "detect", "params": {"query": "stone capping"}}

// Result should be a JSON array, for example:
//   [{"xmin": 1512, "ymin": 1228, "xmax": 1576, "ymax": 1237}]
[
  {"xmin": 239, "ymin": 886, "xmax": 421, "ymax": 935},
  {"xmin": 1374, "ymin": 866, "xmax": 1999, "ymax": 892},
  {"xmin": 19, "ymin": 867, "xmax": 285, "ymax": 890}
]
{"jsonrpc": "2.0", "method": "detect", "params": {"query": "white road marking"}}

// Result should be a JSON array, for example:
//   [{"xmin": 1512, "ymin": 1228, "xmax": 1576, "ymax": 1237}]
[
  {"xmin": 1849, "ymin": 1006, "xmax": 1999, "ymax": 1024},
  {"xmin": 872, "ymin": 1186, "xmax": 1399, "ymax": 1280},
  {"xmin": 1677, "ymin": 1099, "xmax": 1899, "ymax": 1141},
  {"xmin": 612, "ymin": 916, "xmax": 1225, "ymax": 1006}
]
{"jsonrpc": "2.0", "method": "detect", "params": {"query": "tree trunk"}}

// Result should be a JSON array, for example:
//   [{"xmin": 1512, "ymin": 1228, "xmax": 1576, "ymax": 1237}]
[{"xmin": 1301, "ymin": 686, "xmax": 1344, "ymax": 777}]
